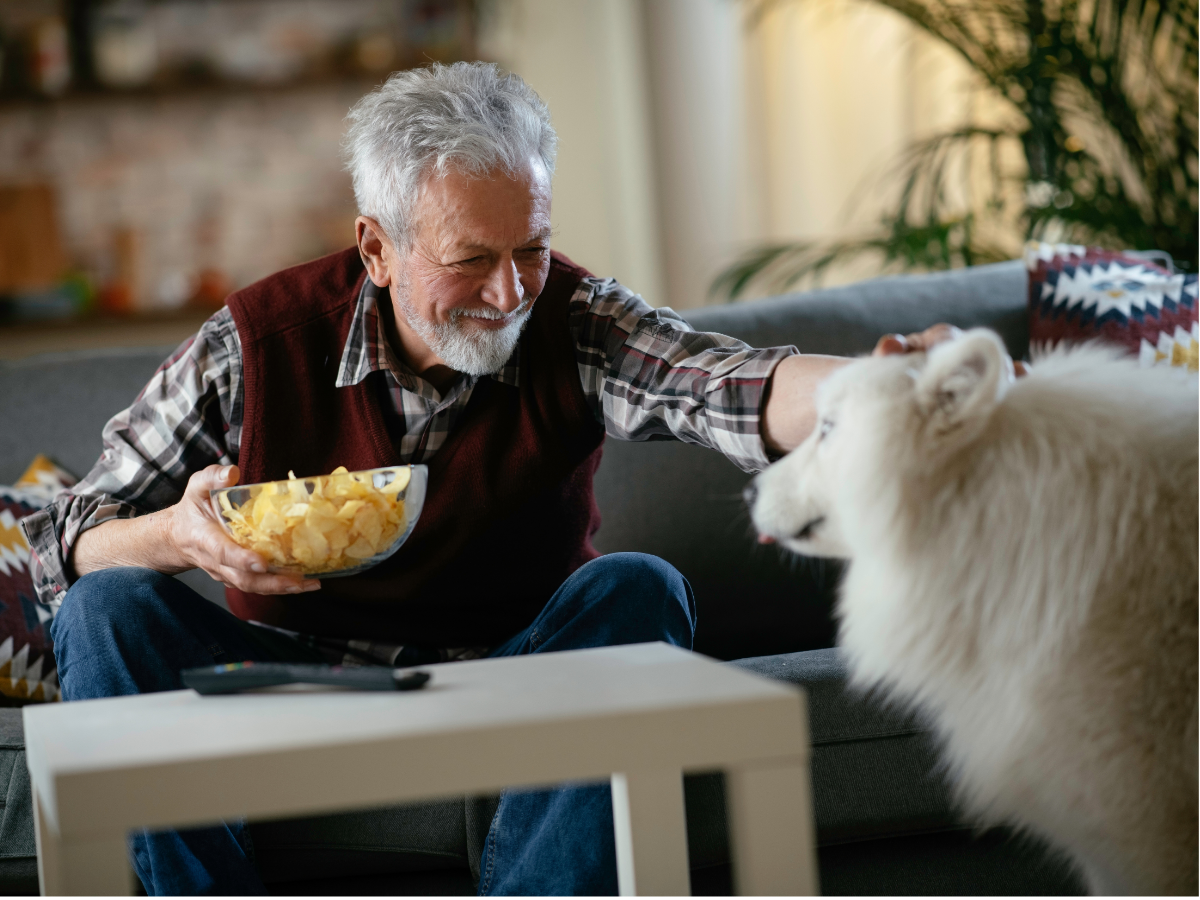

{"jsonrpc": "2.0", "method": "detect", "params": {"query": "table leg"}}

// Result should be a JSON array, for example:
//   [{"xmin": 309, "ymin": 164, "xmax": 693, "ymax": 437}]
[
  {"xmin": 34, "ymin": 788, "xmax": 134, "ymax": 896},
  {"xmin": 610, "ymin": 768, "xmax": 691, "ymax": 896},
  {"xmin": 724, "ymin": 755, "xmax": 818, "ymax": 896}
]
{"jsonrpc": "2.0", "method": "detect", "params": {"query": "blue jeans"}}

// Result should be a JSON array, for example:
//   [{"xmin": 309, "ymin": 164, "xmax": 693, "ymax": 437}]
[{"xmin": 51, "ymin": 553, "xmax": 696, "ymax": 895}]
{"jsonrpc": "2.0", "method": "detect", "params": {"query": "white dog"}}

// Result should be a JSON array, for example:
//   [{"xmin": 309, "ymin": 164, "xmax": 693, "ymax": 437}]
[{"xmin": 747, "ymin": 330, "xmax": 1198, "ymax": 895}]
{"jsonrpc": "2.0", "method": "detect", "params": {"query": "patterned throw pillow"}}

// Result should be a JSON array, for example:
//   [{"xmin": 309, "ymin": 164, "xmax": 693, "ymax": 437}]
[
  {"xmin": 1025, "ymin": 242, "xmax": 1198, "ymax": 372},
  {"xmin": 0, "ymin": 455, "xmax": 77, "ymax": 704},
  {"xmin": 15, "ymin": 454, "xmax": 77, "ymax": 503}
]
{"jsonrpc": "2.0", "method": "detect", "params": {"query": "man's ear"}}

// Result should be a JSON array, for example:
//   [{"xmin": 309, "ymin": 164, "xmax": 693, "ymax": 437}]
[
  {"xmin": 355, "ymin": 216, "xmax": 393, "ymax": 287},
  {"xmin": 915, "ymin": 329, "xmax": 1012, "ymax": 431}
]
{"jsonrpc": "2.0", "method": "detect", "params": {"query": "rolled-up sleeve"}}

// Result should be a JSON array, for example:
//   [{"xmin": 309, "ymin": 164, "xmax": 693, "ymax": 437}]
[
  {"xmin": 570, "ymin": 278, "xmax": 797, "ymax": 473},
  {"xmin": 20, "ymin": 309, "xmax": 243, "ymax": 610}
]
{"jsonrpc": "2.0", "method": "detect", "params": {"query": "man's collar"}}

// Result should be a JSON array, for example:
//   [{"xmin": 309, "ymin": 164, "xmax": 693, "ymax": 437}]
[
  {"xmin": 336, "ymin": 278, "xmax": 522, "ymax": 391},
  {"xmin": 333, "ymin": 277, "xmax": 381, "ymax": 390}
]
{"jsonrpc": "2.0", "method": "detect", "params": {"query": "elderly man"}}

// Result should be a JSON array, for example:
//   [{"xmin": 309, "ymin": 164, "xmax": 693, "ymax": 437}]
[{"xmin": 23, "ymin": 62, "xmax": 948, "ymax": 895}]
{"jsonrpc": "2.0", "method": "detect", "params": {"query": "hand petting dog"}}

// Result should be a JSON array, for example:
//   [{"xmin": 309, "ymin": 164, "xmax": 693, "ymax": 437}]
[
  {"xmin": 874, "ymin": 323, "xmax": 1028, "ymax": 375},
  {"xmin": 761, "ymin": 323, "xmax": 1025, "ymax": 459}
]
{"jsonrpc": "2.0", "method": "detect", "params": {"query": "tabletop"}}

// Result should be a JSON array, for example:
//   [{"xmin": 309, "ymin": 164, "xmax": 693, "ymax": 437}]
[{"xmin": 25, "ymin": 642, "xmax": 809, "ymax": 838}]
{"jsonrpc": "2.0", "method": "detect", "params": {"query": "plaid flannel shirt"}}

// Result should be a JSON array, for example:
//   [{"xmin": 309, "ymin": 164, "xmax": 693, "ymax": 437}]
[{"xmin": 22, "ymin": 276, "xmax": 797, "ymax": 622}]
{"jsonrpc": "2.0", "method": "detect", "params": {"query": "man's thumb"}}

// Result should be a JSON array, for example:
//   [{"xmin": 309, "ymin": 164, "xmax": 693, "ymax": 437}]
[{"xmin": 195, "ymin": 464, "xmax": 239, "ymax": 493}]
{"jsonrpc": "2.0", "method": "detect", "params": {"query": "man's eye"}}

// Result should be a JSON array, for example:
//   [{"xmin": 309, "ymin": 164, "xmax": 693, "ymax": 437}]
[{"xmin": 818, "ymin": 419, "xmax": 834, "ymax": 440}]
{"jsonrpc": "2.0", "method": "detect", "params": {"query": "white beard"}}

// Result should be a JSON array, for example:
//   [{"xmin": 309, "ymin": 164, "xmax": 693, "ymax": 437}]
[{"xmin": 395, "ymin": 287, "xmax": 533, "ymax": 377}]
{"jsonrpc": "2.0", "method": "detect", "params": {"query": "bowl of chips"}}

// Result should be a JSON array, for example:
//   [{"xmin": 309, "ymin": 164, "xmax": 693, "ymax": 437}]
[{"xmin": 210, "ymin": 465, "xmax": 427, "ymax": 578}]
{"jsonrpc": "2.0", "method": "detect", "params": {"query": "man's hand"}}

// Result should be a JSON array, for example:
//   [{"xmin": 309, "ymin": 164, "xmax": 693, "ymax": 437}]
[
  {"xmin": 872, "ymin": 323, "xmax": 962, "ymax": 357},
  {"xmin": 874, "ymin": 323, "xmax": 1028, "ymax": 375},
  {"xmin": 71, "ymin": 465, "xmax": 320, "ymax": 595},
  {"xmin": 169, "ymin": 465, "xmax": 321, "ymax": 594}
]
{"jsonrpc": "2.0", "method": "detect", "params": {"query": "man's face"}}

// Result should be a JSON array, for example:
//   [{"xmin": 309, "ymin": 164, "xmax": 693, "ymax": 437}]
[{"xmin": 391, "ymin": 159, "xmax": 553, "ymax": 376}]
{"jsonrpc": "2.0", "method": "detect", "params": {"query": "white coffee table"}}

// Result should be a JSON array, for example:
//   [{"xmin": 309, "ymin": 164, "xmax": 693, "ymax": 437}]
[{"xmin": 24, "ymin": 642, "xmax": 816, "ymax": 896}]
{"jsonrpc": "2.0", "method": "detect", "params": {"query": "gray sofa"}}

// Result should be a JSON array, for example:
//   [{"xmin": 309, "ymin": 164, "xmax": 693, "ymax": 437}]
[{"xmin": 0, "ymin": 260, "xmax": 1084, "ymax": 895}]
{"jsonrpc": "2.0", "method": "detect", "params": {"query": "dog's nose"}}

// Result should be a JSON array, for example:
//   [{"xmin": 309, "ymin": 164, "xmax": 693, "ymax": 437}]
[{"xmin": 742, "ymin": 481, "xmax": 758, "ymax": 508}]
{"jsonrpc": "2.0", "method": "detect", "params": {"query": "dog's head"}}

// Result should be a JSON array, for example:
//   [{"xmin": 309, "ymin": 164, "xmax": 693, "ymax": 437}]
[{"xmin": 746, "ymin": 329, "xmax": 1014, "ymax": 558}]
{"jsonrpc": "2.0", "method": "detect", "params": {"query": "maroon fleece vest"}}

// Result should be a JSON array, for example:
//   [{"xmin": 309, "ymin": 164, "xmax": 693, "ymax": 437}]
[{"xmin": 223, "ymin": 247, "xmax": 605, "ymax": 646}]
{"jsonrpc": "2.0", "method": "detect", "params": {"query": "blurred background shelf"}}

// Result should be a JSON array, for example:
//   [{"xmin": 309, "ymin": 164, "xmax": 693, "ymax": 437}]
[
  {"xmin": 0, "ymin": 0, "xmax": 476, "ymax": 329},
  {"xmin": 0, "ymin": 309, "xmax": 210, "ymax": 360},
  {"xmin": 0, "ymin": 71, "xmax": 386, "ymax": 111}
]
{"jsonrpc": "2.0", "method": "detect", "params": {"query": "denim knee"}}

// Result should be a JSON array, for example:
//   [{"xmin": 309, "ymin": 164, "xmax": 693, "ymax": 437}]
[
  {"xmin": 53, "ymin": 567, "xmax": 228, "ymax": 700},
  {"xmin": 51, "ymin": 567, "xmax": 182, "ymax": 652},
  {"xmin": 574, "ymin": 552, "xmax": 696, "ymax": 645}
]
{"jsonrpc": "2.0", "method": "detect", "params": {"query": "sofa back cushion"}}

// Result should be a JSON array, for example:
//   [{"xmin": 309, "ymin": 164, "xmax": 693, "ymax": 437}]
[
  {"xmin": 0, "ymin": 348, "xmax": 172, "ymax": 486},
  {"xmin": 684, "ymin": 259, "xmax": 1029, "ymax": 357}
]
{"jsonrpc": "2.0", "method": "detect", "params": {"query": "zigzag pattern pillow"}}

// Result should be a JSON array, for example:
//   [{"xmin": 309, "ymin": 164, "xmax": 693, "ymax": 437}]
[
  {"xmin": 1025, "ymin": 242, "xmax": 1198, "ymax": 373},
  {"xmin": 0, "ymin": 455, "xmax": 76, "ymax": 704}
]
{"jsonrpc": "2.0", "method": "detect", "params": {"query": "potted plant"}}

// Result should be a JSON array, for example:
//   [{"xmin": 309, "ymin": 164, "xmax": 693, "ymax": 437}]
[{"xmin": 716, "ymin": 0, "xmax": 1198, "ymax": 298}]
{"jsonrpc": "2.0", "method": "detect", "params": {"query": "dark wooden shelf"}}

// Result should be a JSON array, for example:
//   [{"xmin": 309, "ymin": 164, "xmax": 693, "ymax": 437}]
[
  {"xmin": 0, "ymin": 309, "xmax": 215, "ymax": 360},
  {"xmin": 0, "ymin": 71, "xmax": 393, "ymax": 111}
]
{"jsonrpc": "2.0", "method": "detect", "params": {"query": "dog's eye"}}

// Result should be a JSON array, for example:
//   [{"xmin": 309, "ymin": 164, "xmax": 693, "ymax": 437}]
[{"xmin": 818, "ymin": 419, "xmax": 835, "ymax": 440}]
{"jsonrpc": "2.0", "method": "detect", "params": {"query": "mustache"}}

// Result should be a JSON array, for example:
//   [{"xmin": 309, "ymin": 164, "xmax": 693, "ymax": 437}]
[{"xmin": 449, "ymin": 294, "xmax": 533, "ymax": 322}]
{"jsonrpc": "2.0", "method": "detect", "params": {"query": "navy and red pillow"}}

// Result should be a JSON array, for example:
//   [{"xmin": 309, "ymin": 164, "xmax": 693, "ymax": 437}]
[
  {"xmin": 1025, "ymin": 242, "xmax": 1198, "ymax": 372},
  {"xmin": 0, "ymin": 455, "xmax": 77, "ymax": 704}
]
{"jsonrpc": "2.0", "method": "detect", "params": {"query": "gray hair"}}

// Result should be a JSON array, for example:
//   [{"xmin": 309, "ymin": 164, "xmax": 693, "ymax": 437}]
[{"xmin": 343, "ymin": 61, "xmax": 557, "ymax": 250}]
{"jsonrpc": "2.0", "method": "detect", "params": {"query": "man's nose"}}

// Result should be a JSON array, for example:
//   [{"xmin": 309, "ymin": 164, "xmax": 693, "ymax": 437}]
[{"xmin": 484, "ymin": 258, "xmax": 523, "ymax": 314}]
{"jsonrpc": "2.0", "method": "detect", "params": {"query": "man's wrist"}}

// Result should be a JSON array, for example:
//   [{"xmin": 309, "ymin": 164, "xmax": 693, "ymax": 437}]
[
  {"xmin": 760, "ymin": 354, "xmax": 851, "ymax": 455},
  {"xmin": 153, "ymin": 506, "xmax": 188, "ymax": 573},
  {"xmin": 71, "ymin": 509, "xmax": 188, "ymax": 579}
]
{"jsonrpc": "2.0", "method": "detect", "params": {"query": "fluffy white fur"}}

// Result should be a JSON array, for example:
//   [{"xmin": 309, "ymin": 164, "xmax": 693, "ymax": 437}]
[{"xmin": 749, "ymin": 330, "xmax": 1198, "ymax": 895}]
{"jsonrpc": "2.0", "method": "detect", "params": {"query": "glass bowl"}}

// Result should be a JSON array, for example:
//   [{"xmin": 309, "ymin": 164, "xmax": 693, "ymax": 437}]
[{"xmin": 210, "ymin": 465, "xmax": 427, "ymax": 578}]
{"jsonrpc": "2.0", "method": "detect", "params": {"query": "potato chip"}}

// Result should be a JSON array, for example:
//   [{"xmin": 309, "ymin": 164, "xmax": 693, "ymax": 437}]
[{"xmin": 214, "ymin": 466, "xmax": 411, "ymax": 575}]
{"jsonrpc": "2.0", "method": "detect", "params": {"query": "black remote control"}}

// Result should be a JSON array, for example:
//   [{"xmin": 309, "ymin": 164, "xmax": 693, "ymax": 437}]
[{"xmin": 182, "ymin": 662, "xmax": 431, "ymax": 695}]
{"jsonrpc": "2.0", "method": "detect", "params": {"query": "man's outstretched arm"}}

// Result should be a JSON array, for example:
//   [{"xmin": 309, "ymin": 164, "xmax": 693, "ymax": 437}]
[
  {"xmin": 760, "ymin": 325, "xmax": 978, "ymax": 455},
  {"xmin": 568, "ymin": 279, "xmax": 976, "ymax": 472}
]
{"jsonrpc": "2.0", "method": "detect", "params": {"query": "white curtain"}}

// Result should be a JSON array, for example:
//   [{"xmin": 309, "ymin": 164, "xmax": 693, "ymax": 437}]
[{"xmin": 483, "ymin": 0, "xmax": 981, "ymax": 308}]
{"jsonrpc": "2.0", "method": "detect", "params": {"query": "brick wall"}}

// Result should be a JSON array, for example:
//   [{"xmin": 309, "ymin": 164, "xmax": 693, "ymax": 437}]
[{"xmin": 0, "ymin": 84, "xmax": 365, "ymax": 310}]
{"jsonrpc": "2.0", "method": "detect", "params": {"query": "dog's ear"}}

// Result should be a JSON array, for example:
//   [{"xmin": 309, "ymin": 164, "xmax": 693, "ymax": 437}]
[{"xmin": 915, "ymin": 330, "xmax": 1012, "ymax": 431}]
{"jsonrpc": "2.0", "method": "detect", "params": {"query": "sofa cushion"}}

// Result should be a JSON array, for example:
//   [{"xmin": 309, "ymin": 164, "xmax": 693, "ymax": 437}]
[
  {"xmin": 248, "ymin": 798, "xmax": 475, "ymax": 885},
  {"xmin": 591, "ymin": 439, "xmax": 843, "ymax": 661},
  {"xmin": 0, "ymin": 710, "xmax": 36, "ymax": 895},
  {"xmin": 249, "ymin": 779, "xmax": 735, "ymax": 888},
  {"xmin": 0, "ymin": 348, "xmax": 175, "ymax": 486},
  {"xmin": 695, "ymin": 650, "xmax": 1085, "ymax": 896},
  {"xmin": 732, "ymin": 648, "xmax": 957, "ymax": 845}
]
